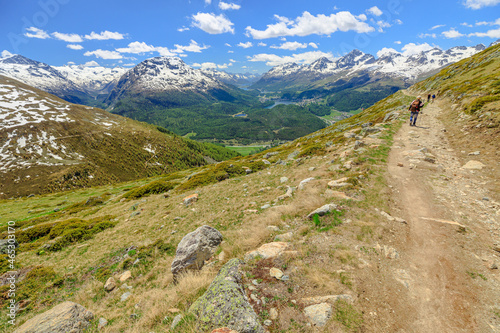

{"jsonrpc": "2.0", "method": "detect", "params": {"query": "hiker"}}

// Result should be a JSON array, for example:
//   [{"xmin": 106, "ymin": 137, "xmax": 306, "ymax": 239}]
[
  {"xmin": 427, "ymin": 94, "xmax": 431, "ymax": 103},
  {"xmin": 408, "ymin": 96, "xmax": 424, "ymax": 126},
  {"xmin": 432, "ymin": 94, "xmax": 436, "ymax": 103}
]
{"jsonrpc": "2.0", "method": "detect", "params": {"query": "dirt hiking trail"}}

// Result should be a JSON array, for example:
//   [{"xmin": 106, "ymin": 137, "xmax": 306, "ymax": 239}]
[{"xmin": 358, "ymin": 95, "xmax": 500, "ymax": 333}]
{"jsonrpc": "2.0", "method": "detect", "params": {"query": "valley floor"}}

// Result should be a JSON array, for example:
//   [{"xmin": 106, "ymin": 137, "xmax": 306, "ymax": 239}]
[{"xmin": 358, "ymin": 96, "xmax": 500, "ymax": 332}]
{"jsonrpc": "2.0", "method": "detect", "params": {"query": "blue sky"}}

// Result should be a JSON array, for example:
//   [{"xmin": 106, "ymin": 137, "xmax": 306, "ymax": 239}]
[{"xmin": 1, "ymin": 0, "xmax": 499, "ymax": 73}]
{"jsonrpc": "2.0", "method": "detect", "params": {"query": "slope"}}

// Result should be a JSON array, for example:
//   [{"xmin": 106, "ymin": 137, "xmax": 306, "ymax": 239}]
[{"xmin": 0, "ymin": 75, "xmax": 239, "ymax": 198}]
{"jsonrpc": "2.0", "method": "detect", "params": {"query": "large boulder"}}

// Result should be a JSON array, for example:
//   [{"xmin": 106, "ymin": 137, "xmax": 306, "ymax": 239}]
[
  {"xmin": 190, "ymin": 259, "xmax": 265, "ymax": 333},
  {"xmin": 14, "ymin": 301, "xmax": 93, "ymax": 333},
  {"xmin": 171, "ymin": 225, "xmax": 223, "ymax": 280}
]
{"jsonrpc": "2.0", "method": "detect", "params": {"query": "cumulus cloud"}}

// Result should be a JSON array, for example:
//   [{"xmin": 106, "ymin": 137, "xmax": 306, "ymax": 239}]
[
  {"xmin": 461, "ymin": 22, "xmax": 474, "ymax": 27},
  {"xmin": 245, "ymin": 11, "xmax": 374, "ymax": 39},
  {"xmin": 418, "ymin": 33, "xmax": 437, "ymax": 38},
  {"xmin": 442, "ymin": 28, "xmax": 465, "ymax": 38},
  {"xmin": 192, "ymin": 62, "xmax": 233, "ymax": 70},
  {"xmin": 376, "ymin": 20, "xmax": 391, "ymax": 32},
  {"xmin": 309, "ymin": 42, "xmax": 318, "ymax": 49},
  {"xmin": 464, "ymin": 0, "xmax": 500, "ymax": 9},
  {"xmin": 83, "ymin": 60, "xmax": 100, "ymax": 67},
  {"xmin": 178, "ymin": 26, "xmax": 190, "ymax": 32},
  {"xmin": 394, "ymin": 41, "xmax": 402, "ymax": 44},
  {"xmin": 258, "ymin": 42, "xmax": 267, "ymax": 47},
  {"xmin": 116, "ymin": 41, "xmax": 157, "ymax": 54},
  {"xmin": 247, "ymin": 50, "xmax": 334, "ymax": 66},
  {"xmin": 52, "ymin": 32, "xmax": 84, "ymax": 43},
  {"xmin": 192, "ymin": 12, "xmax": 235, "ymax": 34},
  {"xmin": 367, "ymin": 6, "xmax": 383, "ymax": 16},
  {"xmin": 238, "ymin": 41, "xmax": 253, "ymax": 48},
  {"xmin": 270, "ymin": 41, "xmax": 308, "ymax": 50},
  {"xmin": 376, "ymin": 47, "xmax": 399, "ymax": 57},
  {"xmin": 84, "ymin": 31, "xmax": 125, "ymax": 40},
  {"xmin": 468, "ymin": 27, "xmax": 500, "ymax": 37},
  {"xmin": 173, "ymin": 40, "xmax": 209, "ymax": 53},
  {"xmin": 67, "ymin": 44, "xmax": 84, "ymax": 50},
  {"xmin": 401, "ymin": 43, "xmax": 435, "ymax": 56},
  {"xmin": 24, "ymin": 27, "xmax": 50, "ymax": 39},
  {"xmin": 219, "ymin": 2, "xmax": 241, "ymax": 10},
  {"xmin": 115, "ymin": 40, "xmax": 207, "ymax": 56},
  {"xmin": 84, "ymin": 49, "xmax": 123, "ymax": 59}
]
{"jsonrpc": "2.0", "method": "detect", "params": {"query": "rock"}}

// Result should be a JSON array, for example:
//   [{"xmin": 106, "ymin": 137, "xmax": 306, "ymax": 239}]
[
  {"xmin": 395, "ymin": 217, "xmax": 407, "ymax": 224},
  {"xmin": 303, "ymin": 303, "xmax": 332, "ymax": 327},
  {"xmin": 0, "ymin": 238, "xmax": 18, "ymax": 254},
  {"xmin": 308, "ymin": 167, "xmax": 316, "ymax": 171},
  {"xmin": 301, "ymin": 294, "xmax": 353, "ymax": 306},
  {"xmin": 270, "ymin": 308, "xmax": 278, "ymax": 320},
  {"xmin": 171, "ymin": 226, "xmax": 223, "ymax": 280},
  {"xmin": 298, "ymin": 177, "xmax": 316, "ymax": 190},
  {"xmin": 267, "ymin": 226, "xmax": 280, "ymax": 232},
  {"xmin": 270, "ymin": 268, "xmax": 284, "ymax": 280},
  {"xmin": 397, "ymin": 162, "xmax": 404, "ymax": 167},
  {"xmin": 343, "ymin": 160, "xmax": 353, "ymax": 169},
  {"xmin": 280, "ymin": 177, "xmax": 289, "ymax": 183},
  {"xmin": 287, "ymin": 151, "xmax": 299, "ymax": 160},
  {"xmin": 361, "ymin": 122, "xmax": 373, "ymax": 128},
  {"xmin": 324, "ymin": 190, "xmax": 356, "ymax": 201},
  {"xmin": 263, "ymin": 320, "xmax": 272, "ymax": 326},
  {"xmin": 307, "ymin": 204, "xmax": 338, "ymax": 219},
  {"xmin": 260, "ymin": 204, "xmax": 271, "ymax": 209},
  {"xmin": 354, "ymin": 140, "xmax": 365, "ymax": 149},
  {"xmin": 13, "ymin": 301, "xmax": 93, "ymax": 333},
  {"xmin": 244, "ymin": 209, "xmax": 258, "ymax": 214},
  {"xmin": 171, "ymin": 314, "xmax": 183, "ymax": 330},
  {"xmin": 119, "ymin": 270, "xmax": 132, "ymax": 282},
  {"xmin": 218, "ymin": 251, "xmax": 226, "ymax": 262},
  {"xmin": 277, "ymin": 186, "xmax": 294, "ymax": 201},
  {"xmin": 462, "ymin": 160, "xmax": 485, "ymax": 170},
  {"xmin": 468, "ymin": 151, "xmax": 480, "ymax": 156},
  {"xmin": 211, "ymin": 328, "xmax": 239, "ymax": 333},
  {"xmin": 120, "ymin": 292, "xmax": 131, "ymax": 302},
  {"xmin": 383, "ymin": 246, "xmax": 399, "ymax": 259},
  {"xmin": 380, "ymin": 211, "xmax": 395, "ymax": 221},
  {"xmin": 244, "ymin": 242, "xmax": 289, "ymax": 261},
  {"xmin": 98, "ymin": 317, "xmax": 108, "ymax": 330},
  {"xmin": 263, "ymin": 152, "xmax": 278, "ymax": 159},
  {"xmin": 183, "ymin": 193, "xmax": 199, "ymax": 206},
  {"xmin": 344, "ymin": 132, "xmax": 356, "ymax": 138},
  {"xmin": 104, "ymin": 277, "xmax": 116, "ymax": 292},
  {"xmin": 190, "ymin": 259, "xmax": 266, "ymax": 333},
  {"xmin": 274, "ymin": 232, "xmax": 293, "ymax": 242},
  {"xmin": 262, "ymin": 159, "xmax": 271, "ymax": 165},
  {"xmin": 327, "ymin": 177, "xmax": 350, "ymax": 188}
]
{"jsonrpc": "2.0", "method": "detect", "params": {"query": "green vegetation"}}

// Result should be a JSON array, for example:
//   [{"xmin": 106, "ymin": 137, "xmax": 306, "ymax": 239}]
[
  {"xmin": 334, "ymin": 299, "xmax": 364, "ymax": 329},
  {"xmin": 227, "ymin": 146, "xmax": 266, "ymax": 156},
  {"xmin": 123, "ymin": 180, "xmax": 175, "ymax": 199}
]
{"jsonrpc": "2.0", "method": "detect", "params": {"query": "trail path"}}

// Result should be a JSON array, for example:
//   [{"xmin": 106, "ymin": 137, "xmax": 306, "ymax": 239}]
[{"xmin": 361, "ymin": 95, "xmax": 500, "ymax": 332}]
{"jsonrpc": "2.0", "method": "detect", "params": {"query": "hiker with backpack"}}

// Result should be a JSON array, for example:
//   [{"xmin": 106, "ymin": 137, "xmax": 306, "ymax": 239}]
[{"xmin": 409, "ymin": 96, "xmax": 424, "ymax": 126}]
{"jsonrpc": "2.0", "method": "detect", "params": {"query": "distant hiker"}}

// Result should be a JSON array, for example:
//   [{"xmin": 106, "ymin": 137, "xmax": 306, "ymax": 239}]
[
  {"xmin": 432, "ymin": 94, "xmax": 436, "ymax": 103},
  {"xmin": 409, "ymin": 96, "xmax": 424, "ymax": 126},
  {"xmin": 427, "ymin": 94, "xmax": 431, "ymax": 103}
]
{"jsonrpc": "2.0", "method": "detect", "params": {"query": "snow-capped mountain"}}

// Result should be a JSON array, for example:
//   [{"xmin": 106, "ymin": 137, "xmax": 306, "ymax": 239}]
[
  {"xmin": 55, "ymin": 64, "xmax": 127, "ymax": 94},
  {"xmin": 201, "ymin": 69, "xmax": 260, "ymax": 86},
  {"xmin": 252, "ymin": 44, "xmax": 486, "ymax": 91},
  {"xmin": 106, "ymin": 57, "xmax": 229, "ymax": 105}
]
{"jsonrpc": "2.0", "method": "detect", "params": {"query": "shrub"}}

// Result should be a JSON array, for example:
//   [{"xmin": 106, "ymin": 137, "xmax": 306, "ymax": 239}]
[{"xmin": 123, "ymin": 180, "xmax": 175, "ymax": 199}]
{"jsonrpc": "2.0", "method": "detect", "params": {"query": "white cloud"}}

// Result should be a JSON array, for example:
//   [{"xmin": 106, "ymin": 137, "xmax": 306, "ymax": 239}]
[
  {"xmin": 229, "ymin": 59, "xmax": 236, "ymax": 63},
  {"xmin": 25, "ymin": 27, "xmax": 50, "ymax": 39},
  {"xmin": 193, "ymin": 61, "xmax": 232, "ymax": 70},
  {"xmin": 442, "ymin": 28, "xmax": 465, "ymax": 38},
  {"xmin": 219, "ymin": 2, "xmax": 241, "ymax": 10},
  {"xmin": 172, "ymin": 40, "xmax": 209, "ymax": 53},
  {"xmin": 430, "ymin": 24, "xmax": 445, "ymax": 30},
  {"xmin": 116, "ymin": 41, "xmax": 157, "ymax": 54},
  {"xmin": 204, "ymin": 0, "xmax": 211, "ymax": 3},
  {"xmin": 123, "ymin": 63, "xmax": 136, "ymax": 67},
  {"xmin": 245, "ymin": 11, "xmax": 374, "ymax": 39},
  {"xmin": 468, "ymin": 27, "xmax": 500, "ymax": 37},
  {"xmin": 401, "ymin": 43, "xmax": 435, "ymax": 56},
  {"xmin": 192, "ymin": 12, "xmax": 235, "ymax": 34},
  {"xmin": 228, "ymin": 50, "xmax": 234, "ymax": 53},
  {"xmin": 464, "ymin": 0, "xmax": 500, "ymax": 9},
  {"xmin": 247, "ymin": 50, "xmax": 334, "ymax": 66},
  {"xmin": 84, "ymin": 49, "xmax": 123, "ymax": 59},
  {"xmin": 84, "ymin": 31, "xmax": 125, "ymax": 40},
  {"xmin": 377, "ymin": 47, "xmax": 399, "ymax": 57},
  {"xmin": 461, "ymin": 22, "xmax": 474, "ymax": 27},
  {"xmin": 367, "ymin": 6, "xmax": 383, "ymax": 16},
  {"xmin": 83, "ymin": 60, "xmax": 99, "ymax": 67},
  {"xmin": 238, "ymin": 41, "xmax": 253, "ymax": 48},
  {"xmin": 258, "ymin": 42, "xmax": 267, "ymax": 47},
  {"xmin": 271, "ymin": 41, "xmax": 308, "ymax": 50},
  {"xmin": 418, "ymin": 33, "xmax": 437, "ymax": 38},
  {"xmin": 309, "ymin": 42, "xmax": 318, "ymax": 49},
  {"xmin": 376, "ymin": 20, "xmax": 391, "ymax": 32},
  {"xmin": 1, "ymin": 50, "xmax": 13, "ymax": 58},
  {"xmin": 225, "ymin": 43, "xmax": 232, "ymax": 47},
  {"xmin": 178, "ymin": 26, "xmax": 190, "ymax": 32},
  {"xmin": 52, "ymin": 32, "xmax": 84, "ymax": 43},
  {"xmin": 67, "ymin": 44, "xmax": 84, "ymax": 50},
  {"xmin": 394, "ymin": 19, "xmax": 403, "ymax": 25},
  {"xmin": 394, "ymin": 41, "xmax": 402, "ymax": 44},
  {"xmin": 155, "ymin": 47, "xmax": 176, "ymax": 57}
]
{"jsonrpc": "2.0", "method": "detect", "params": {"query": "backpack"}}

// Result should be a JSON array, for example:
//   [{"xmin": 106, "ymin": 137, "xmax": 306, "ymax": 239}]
[{"xmin": 409, "ymin": 100, "xmax": 420, "ymax": 111}]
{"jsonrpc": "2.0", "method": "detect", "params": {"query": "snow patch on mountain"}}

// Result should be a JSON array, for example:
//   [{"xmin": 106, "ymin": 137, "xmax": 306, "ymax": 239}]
[{"xmin": 55, "ymin": 65, "xmax": 127, "ymax": 94}]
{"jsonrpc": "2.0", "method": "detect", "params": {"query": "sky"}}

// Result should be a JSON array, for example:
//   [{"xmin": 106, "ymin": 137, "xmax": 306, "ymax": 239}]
[{"xmin": 0, "ymin": 0, "xmax": 500, "ymax": 74}]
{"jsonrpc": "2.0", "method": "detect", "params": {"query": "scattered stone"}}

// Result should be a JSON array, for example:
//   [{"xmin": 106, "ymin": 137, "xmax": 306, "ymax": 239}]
[
  {"xmin": 269, "ymin": 308, "xmax": 278, "ymax": 320},
  {"xmin": 327, "ymin": 177, "xmax": 350, "ymax": 188},
  {"xmin": 120, "ymin": 292, "xmax": 131, "ymax": 302},
  {"xmin": 324, "ymin": 190, "xmax": 356, "ymax": 201},
  {"xmin": 130, "ymin": 211, "xmax": 140, "ymax": 218},
  {"xmin": 171, "ymin": 314, "xmax": 183, "ymax": 330},
  {"xmin": 303, "ymin": 303, "xmax": 332, "ymax": 327},
  {"xmin": 362, "ymin": 122, "xmax": 373, "ymax": 128},
  {"xmin": 277, "ymin": 186, "xmax": 295, "ymax": 201},
  {"xmin": 13, "ymin": 302, "xmax": 94, "ymax": 333},
  {"xmin": 262, "ymin": 159, "xmax": 271, "ymax": 165},
  {"xmin": 119, "ymin": 270, "xmax": 132, "ymax": 282},
  {"xmin": 270, "ymin": 268, "xmax": 284, "ymax": 280},
  {"xmin": 183, "ymin": 193, "xmax": 199, "ymax": 206},
  {"xmin": 261, "ymin": 204, "xmax": 271, "ymax": 209},
  {"xmin": 263, "ymin": 320, "xmax": 272, "ymax": 326},
  {"xmin": 343, "ymin": 160, "xmax": 353, "ymax": 169},
  {"xmin": 300, "ymin": 294, "xmax": 353, "ymax": 306},
  {"xmin": 344, "ymin": 132, "xmax": 356, "ymax": 139},
  {"xmin": 308, "ymin": 167, "xmax": 316, "ymax": 171},
  {"xmin": 129, "ymin": 203, "xmax": 139, "ymax": 211},
  {"xmin": 468, "ymin": 151, "xmax": 480, "ymax": 156},
  {"xmin": 287, "ymin": 151, "xmax": 299, "ymax": 160},
  {"xmin": 380, "ymin": 211, "xmax": 395, "ymax": 221},
  {"xmin": 274, "ymin": 232, "xmax": 293, "ymax": 242},
  {"xmin": 263, "ymin": 152, "xmax": 278, "ymax": 159},
  {"xmin": 98, "ymin": 317, "xmax": 108, "ymax": 330},
  {"xmin": 462, "ymin": 160, "xmax": 485, "ymax": 170},
  {"xmin": 307, "ymin": 204, "xmax": 338, "ymax": 219},
  {"xmin": 244, "ymin": 242, "xmax": 289, "ymax": 261},
  {"xmin": 397, "ymin": 162, "xmax": 404, "ymax": 167},
  {"xmin": 280, "ymin": 177, "xmax": 289, "ymax": 183},
  {"xmin": 267, "ymin": 226, "xmax": 280, "ymax": 232},
  {"xmin": 354, "ymin": 140, "xmax": 365, "ymax": 149},
  {"xmin": 244, "ymin": 209, "xmax": 258, "ymax": 214},
  {"xmin": 104, "ymin": 277, "xmax": 116, "ymax": 292},
  {"xmin": 383, "ymin": 246, "xmax": 399, "ymax": 259},
  {"xmin": 189, "ymin": 259, "xmax": 266, "ymax": 333},
  {"xmin": 171, "ymin": 226, "xmax": 223, "ymax": 280},
  {"xmin": 252, "ymin": 279, "xmax": 260, "ymax": 286},
  {"xmin": 394, "ymin": 269, "xmax": 411, "ymax": 289},
  {"xmin": 395, "ymin": 217, "xmax": 407, "ymax": 224},
  {"xmin": 299, "ymin": 177, "xmax": 316, "ymax": 190}
]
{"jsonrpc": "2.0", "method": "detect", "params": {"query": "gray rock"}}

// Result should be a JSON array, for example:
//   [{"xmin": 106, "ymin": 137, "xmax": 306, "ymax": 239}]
[
  {"xmin": 303, "ymin": 303, "xmax": 332, "ymax": 327},
  {"xmin": 120, "ymin": 292, "xmax": 131, "ymax": 302},
  {"xmin": 361, "ymin": 122, "xmax": 373, "ymax": 128},
  {"xmin": 263, "ymin": 152, "xmax": 278, "ymax": 159},
  {"xmin": 261, "ymin": 204, "xmax": 271, "ymax": 209},
  {"xmin": 104, "ymin": 277, "xmax": 116, "ymax": 292},
  {"xmin": 13, "ymin": 301, "xmax": 93, "ymax": 333},
  {"xmin": 298, "ymin": 177, "xmax": 316, "ymax": 190},
  {"xmin": 287, "ymin": 151, "xmax": 299, "ymax": 160},
  {"xmin": 171, "ymin": 226, "xmax": 223, "ymax": 280},
  {"xmin": 98, "ymin": 317, "xmax": 108, "ymax": 329},
  {"xmin": 171, "ymin": 314, "xmax": 183, "ymax": 330},
  {"xmin": 307, "ymin": 204, "xmax": 338, "ymax": 219},
  {"xmin": 280, "ymin": 177, "xmax": 289, "ymax": 183},
  {"xmin": 262, "ymin": 159, "xmax": 271, "ymax": 165},
  {"xmin": 190, "ymin": 259, "xmax": 265, "ymax": 333},
  {"xmin": 0, "ymin": 238, "xmax": 18, "ymax": 255},
  {"xmin": 354, "ymin": 140, "xmax": 365, "ymax": 149}
]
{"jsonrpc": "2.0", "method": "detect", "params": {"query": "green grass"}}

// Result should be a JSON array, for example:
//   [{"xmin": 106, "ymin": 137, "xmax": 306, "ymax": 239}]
[{"xmin": 226, "ymin": 146, "xmax": 265, "ymax": 156}]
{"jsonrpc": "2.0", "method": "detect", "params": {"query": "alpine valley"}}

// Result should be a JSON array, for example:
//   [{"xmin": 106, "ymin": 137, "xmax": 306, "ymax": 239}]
[{"xmin": 0, "ymin": 43, "xmax": 489, "ymax": 145}]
